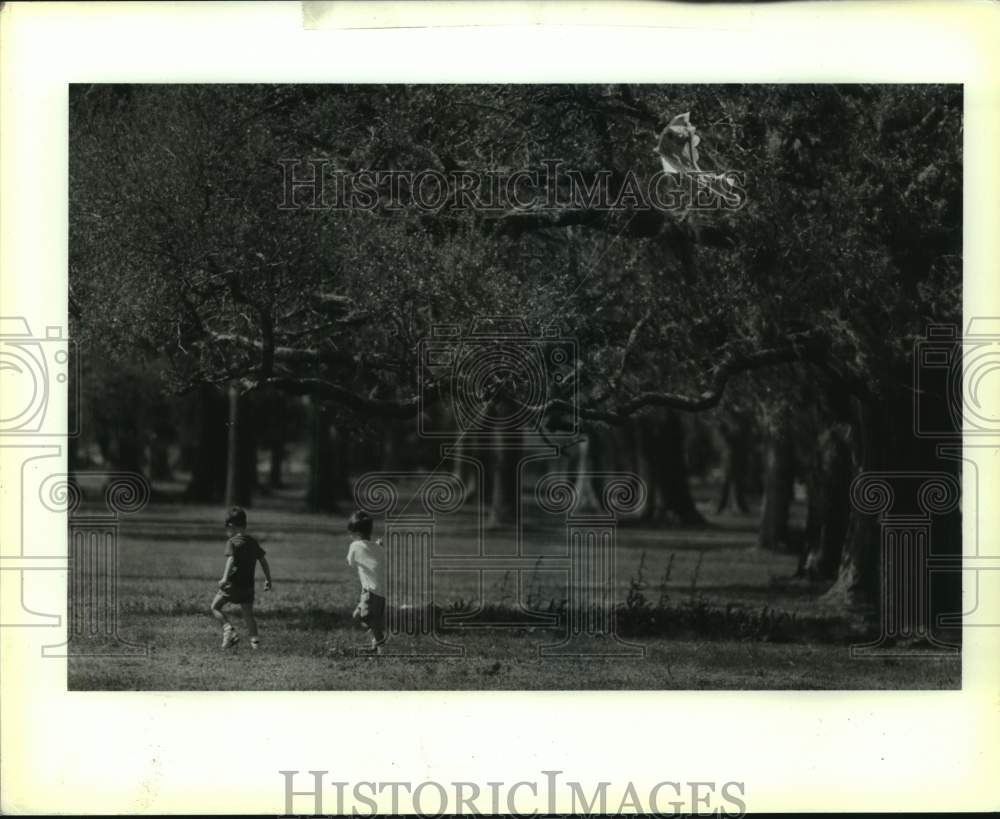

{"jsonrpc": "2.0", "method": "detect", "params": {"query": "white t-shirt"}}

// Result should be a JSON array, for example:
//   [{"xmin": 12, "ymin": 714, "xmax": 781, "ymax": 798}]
[{"xmin": 346, "ymin": 539, "xmax": 386, "ymax": 595}]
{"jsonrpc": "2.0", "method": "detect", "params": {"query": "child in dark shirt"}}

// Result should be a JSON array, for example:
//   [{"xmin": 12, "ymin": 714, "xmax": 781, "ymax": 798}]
[{"xmin": 210, "ymin": 506, "xmax": 272, "ymax": 650}]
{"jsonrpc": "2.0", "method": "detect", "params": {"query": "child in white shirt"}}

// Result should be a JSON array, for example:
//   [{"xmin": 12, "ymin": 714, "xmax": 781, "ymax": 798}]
[{"xmin": 346, "ymin": 510, "xmax": 386, "ymax": 653}]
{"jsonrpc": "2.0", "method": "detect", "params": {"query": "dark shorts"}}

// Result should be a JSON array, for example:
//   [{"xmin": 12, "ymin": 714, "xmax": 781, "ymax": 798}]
[
  {"xmin": 353, "ymin": 589, "xmax": 386, "ymax": 636},
  {"xmin": 214, "ymin": 586, "xmax": 254, "ymax": 606}
]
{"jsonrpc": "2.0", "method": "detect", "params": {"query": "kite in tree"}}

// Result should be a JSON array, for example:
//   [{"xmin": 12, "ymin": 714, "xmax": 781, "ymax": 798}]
[{"xmin": 655, "ymin": 112, "xmax": 703, "ymax": 174}]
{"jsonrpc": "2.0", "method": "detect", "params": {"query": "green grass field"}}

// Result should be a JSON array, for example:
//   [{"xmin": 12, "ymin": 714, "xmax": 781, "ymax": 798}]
[{"xmin": 67, "ymin": 487, "xmax": 960, "ymax": 690}]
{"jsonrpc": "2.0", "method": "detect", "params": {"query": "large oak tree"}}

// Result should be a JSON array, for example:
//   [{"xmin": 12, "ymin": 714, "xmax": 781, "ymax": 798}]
[{"xmin": 70, "ymin": 84, "xmax": 961, "ymax": 615}]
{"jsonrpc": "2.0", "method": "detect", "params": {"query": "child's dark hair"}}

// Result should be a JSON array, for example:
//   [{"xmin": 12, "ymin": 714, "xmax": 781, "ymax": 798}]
[
  {"xmin": 225, "ymin": 506, "xmax": 247, "ymax": 528},
  {"xmin": 347, "ymin": 510, "xmax": 373, "ymax": 539}
]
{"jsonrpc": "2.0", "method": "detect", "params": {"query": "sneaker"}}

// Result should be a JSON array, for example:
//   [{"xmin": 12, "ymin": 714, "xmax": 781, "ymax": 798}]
[
  {"xmin": 222, "ymin": 625, "xmax": 239, "ymax": 649},
  {"xmin": 250, "ymin": 638, "xmax": 260, "ymax": 650}
]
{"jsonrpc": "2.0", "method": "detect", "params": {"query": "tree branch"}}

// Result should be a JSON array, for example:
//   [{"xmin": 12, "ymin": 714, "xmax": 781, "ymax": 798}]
[
  {"xmin": 243, "ymin": 376, "xmax": 434, "ymax": 419},
  {"xmin": 540, "ymin": 330, "xmax": 830, "ymax": 424},
  {"xmin": 207, "ymin": 331, "xmax": 399, "ymax": 372}
]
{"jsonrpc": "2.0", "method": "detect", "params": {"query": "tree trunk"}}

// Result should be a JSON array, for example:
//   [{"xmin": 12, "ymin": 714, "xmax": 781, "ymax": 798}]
[
  {"xmin": 658, "ymin": 411, "xmax": 707, "ymax": 525},
  {"xmin": 235, "ymin": 392, "xmax": 257, "ymax": 505},
  {"xmin": 116, "ymin": 428, "xmax": 144, "ymax": 475},
  {"xmin": 380, "ymin": 420, "xmax": 404, "ymax": 470},
  {"xmin": 306, "ymin": 399, "xmax": 337, "ymax": 512},
  {"xmin": 716, "ymin": 411, "xmax": 751, "ymax": 514},
  {"xmin": 68, "ymin": 432, "xmax": 79, "ymax": 473},
  {"xmin": 450, "ymin": 436, "xmax": 479, "ymax": 503},
  {"xmin": 684, "ymin": 413, "xmax": 715, "ymax": 484},
  {"xmin": 268, "ymin": 441, "xmax": 284, "ymax": 489},
  {"xmin": 148, "ymin": 401, "xmax": 175, "ymax": 481},
  {"xmin": 822, "ymin": 503, "xmax": 881, "ymax": 609},
  {"xmin": 224, "ymin": 382, "xmax": 241, "ymax": 507},
  {"xmin": 95, "ymin": 429, "xmax": 113, "ymax": 468},
  {"xmin": 222, "ymin": 383, "xmax": 256, "ymax": 507},
  {"xmin": 186, "ymin": 384, "xmax": 228, "ymax": 502},
  {"xmin": 758, "ymin": 410, "xmax": 795, "ymax": 551},
  {"xmin": 824, "ymin": 383, "xmax": 962, "ymax": 625},
  {"xmin": 487, "ymin": 440, "xmax": 517, "ymax": 528},
  {"xmin": 149, "ymin": 437, "xmax": 173, "ymax": 481},
  {"xmin": 604, "ymin": 423, "xmax": 631, "ymax": 473},
  {"xmin": 799, "ymin": 423, "xmax": 852, "ymax": 579},
  {"xmin": 822, "ymin": 397, "xmax": 888, "ymax": 608},
  {"xmin": 629, "ymin": 415, "xmax": 705, "ymax": 524},
  {"xmin": 572, "ymin": 434, "xmax": 602, "ymax": 512},
  {"xmin": 486, "ymin": 403, "xmax": 519, "ymax": 528},
  {"xmin": 632, "ymin": 418, "xmax": 659, "ymax": 521},
  {"xmin": 331, "ymin": 424, "xmax": 352, "ymax": 506}
]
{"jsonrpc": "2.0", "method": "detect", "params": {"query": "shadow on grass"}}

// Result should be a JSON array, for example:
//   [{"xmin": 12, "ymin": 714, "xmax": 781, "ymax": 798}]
[{"xmin": 111, "ymin": 597, "xmax": 883, "ymax": 646}]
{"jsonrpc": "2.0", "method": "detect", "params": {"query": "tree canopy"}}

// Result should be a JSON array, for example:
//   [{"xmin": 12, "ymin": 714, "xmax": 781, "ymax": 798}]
[{"xmin": 70, "ymin": 84, "xmax": 961, "ymax": 431}]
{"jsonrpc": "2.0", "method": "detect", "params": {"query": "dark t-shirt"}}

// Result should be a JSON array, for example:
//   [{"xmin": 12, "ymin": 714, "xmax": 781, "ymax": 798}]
[{"xmin": 224, "ymin": 533, "xmax": 266, "ymax": 592}]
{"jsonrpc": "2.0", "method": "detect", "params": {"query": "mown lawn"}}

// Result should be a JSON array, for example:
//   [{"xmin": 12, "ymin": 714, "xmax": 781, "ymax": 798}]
[
  {"xmin": 67, "ymin": 493, "xmax": 961, "ymax": 690},
  {"xmin": 69, "ymin": 619, "xmax": 959, "ymax": 690}
]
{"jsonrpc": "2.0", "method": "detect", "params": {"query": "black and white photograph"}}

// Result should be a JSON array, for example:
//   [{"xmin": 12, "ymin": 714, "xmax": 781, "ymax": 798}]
[
  {"xmin": 2, "ymin": 2, "xmax": 998, "ymax": 815},
  {"xmin": 65, "ymin": 82, "xmax": 964, "ymax": 690}
]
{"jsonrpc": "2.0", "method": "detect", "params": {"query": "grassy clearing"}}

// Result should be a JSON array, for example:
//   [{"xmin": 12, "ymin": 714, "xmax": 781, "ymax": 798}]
[
  {"xmin": 69, "ymin": 617, "xmax": 959, "ymax": 691},
  {"xmin": 67, "ymin": 495, "xmax": 960, "ymax": 690}
]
